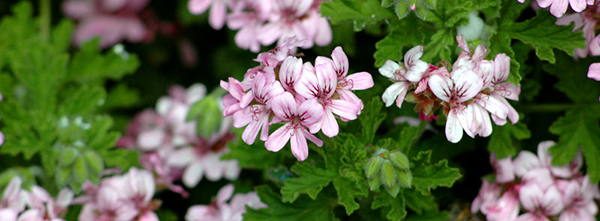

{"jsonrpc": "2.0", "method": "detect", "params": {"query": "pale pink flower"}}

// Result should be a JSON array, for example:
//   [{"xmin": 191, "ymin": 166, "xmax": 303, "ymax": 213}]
[
  {"xmin": 22, "ymin": 187, "xmax": 73, "ymax": 221},
  {"xmin": 185, "ymin": 184, "xmax": 266, "ymax": 221},
  {"xmin": 323, "ymin": 47, "xmax": 374, "ymax": 111},
  {"xmin": 557, "ymin": 177, "xmax": 599, "ymax": 221},
  {"xmin": 518, "ymin": 184, "xmax": 564, "ymax": 220},
  {"xmin": 428, "ymin": 67, "xmax": 484, "ymax": 143},
  {"xmin": 0, "ymin": 178, "xmax": 26, "ymax": 218},
  {"xmin": 188, "ymin": 0, "xmax": 229, "ymax": 29},
  {"xmin": 265, "ymin": 92, "xmax": 323, "ymax": 161},
  {"xmin": 232, "ymin": 75, "xmax": 284, "ymax": 144},
  {"xmin": 483, "ymin": 191, "xmax": 520, "ymax": 221},
  {"xmin": 63, "ymin": 0, "xmax": 150, "ymax": 47},
  {"xmin": 471, "ymin": 180, "xmax": 502, "ymax": 214},
  {"xmin": 379, "ymin": 46, "xmax": 429, "ymax": 108},
  {"xmin": 166, "ymin": 132, "xmax": 240, "ymax": 187},
  {"xmin": 258, "ymin": 0, "xmax": 332, "ymax": 48},
  {"xmin": 227, "ymin": 0, "xmax": 272, "ymax": 52},
  {"xmin": 491, "ymin": 156, "xmax": 516, "ymax": 183},
  {"xmin": 295, "ymin": 61, "xmax": 358, "ymax": 137},
  {"xmin": 556, "ymin": 5, "xmax": 600, "ymax": 58},
  {"xmin": 519, "ymin": 0, "xmax": 595, "ymax": 17},
  {"xmin": 78, "ymin": 168, "xmax": 158, "ymax": 221},
  {"xmin": 513, "ymin": 141, "xmax": 582, "ymax": 179},
  {"xmin": 221, "ymin": 78, "xmax": 253, "ymax": 116}
]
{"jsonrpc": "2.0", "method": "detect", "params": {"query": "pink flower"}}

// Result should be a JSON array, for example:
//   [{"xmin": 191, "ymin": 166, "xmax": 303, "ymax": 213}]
[
  {"xmin": 0, "ymin": 177, "xmax": 73, "ymax": 221},
  {"xmin": 227, "ymin": 0, "xmax": 272, "ymax": 52},
  {"xmin": 379, "ymin": 46, "xmax": 429, "ymax": 108},
  {"xmin": 265, "ymin": 92, "xmax": 323, "ymax": 161},
  {"xmin": 556, "ymin": 5, "xmax": 600, "ymax": 58},
  {"xmin": 185, "ymin": 184, "xmax": 266, "ymax": 221},
  {"xmin": 296, "ymin": 61, "xmax": 359, "ymax": 137},
  {"xmin": 78, "ymin": 168, "xmax": 159, "ymax": 221},
  {"xmin": 63, "ymin": 0, "xmax": 150, "ymax": 47},
  {"xmin": 428, "ymin": 67, "xmax": 484, "ymax": 143},
  {"xmin": 471, "ymin": 180, "xmax": 502, "ymax": 214},
  {"xmin": 518, "ymin": 184, "xmax": 564, "ymax": 220},
  {"xmin": 519, "ymin": 0, "xmax": 595, "ymax": 17},
  {"xmin": 188, "ymin": 0, "xmax": 228, "ymax": 29},
  {"xmin": 232, "ymin": 75, "xmax": 284, "ymax": 144},
  {"xmin": 491, "ymin": 156, "xmax": 516, "ymax": 183},
  {"xmin": 484, "ymin": 191, "xmax": 520, "ymax": 221},
  {"xmin": 258, "ymin": 0, "xmax": 331, "ymax": 48},
  {"xmin": 166, "ymin": 132, "xmax": 240, "ymax": 187},
  {"xmin": 324, "ymin": 47, "xmax": 374, "ymax": 111},
  {"xmin": 513, "ymin": 141, "xmax": 582, "ymax": 179}
]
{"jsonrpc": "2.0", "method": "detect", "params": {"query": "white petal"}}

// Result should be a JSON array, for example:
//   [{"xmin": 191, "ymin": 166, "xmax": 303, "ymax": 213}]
[
  {"xmin": 379, "ymin": 60, "xmax": 400, "ymax": 79},
  {"xmin": 382, "ymin": 82, "xmax": 408, "ymax": 107},
  {"xmin": 446, "ymin": 109, "xmax": 464, "ymax": 143},
  {"xmin": 183, "ymin": 162, "xmax": 204, "ymax": 187},
  {"xmin": 428, "ymin": 74, "xmax": 453, "ymax": 102}
]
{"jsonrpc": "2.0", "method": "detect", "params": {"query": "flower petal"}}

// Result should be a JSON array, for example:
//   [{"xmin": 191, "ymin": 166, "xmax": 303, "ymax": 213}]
[
  {"xmin": 265, "ymin": 124, "xmax": 293, "ymax": 152},
  {"xmin": 428, "ymin": 74, "xmax": 453, "ymax": 102},
  {"xmin": 446, "ymin": 109, "xmax": 464, "ymax": 143},
  {"xmin": 379, "ymin": 60, "xmax": 400, "ymax": 79},
  {"xmin": 346, "ymin": 72, "xmax": 374, "ymax": 90}
]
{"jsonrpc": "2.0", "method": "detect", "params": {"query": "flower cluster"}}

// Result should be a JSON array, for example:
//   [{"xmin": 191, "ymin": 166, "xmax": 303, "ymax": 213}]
[
  {"xmin": 557, "ymin": 4, "xmax": 600, "ymax": 58},
  {"xmin": 222, "ymin": 40, "xmax": 373, "ymax": 161},
  {"xmin": 188, "ymin": 0, "xmax": 332, "ymax": 52},
  {"xmin": 63, "ymin": 0, "xmax": 151, "ymax": 48},
  {"xmin": 0, "ymin": 177, "xmax": 73, "ymax": 221},
  {"xmin": 118, "ymin": 84, "xmax": 240, "ymax": 191},
  {"xmin": 379, "ymin": 36, "xmax": 520, "ymax": 143},
  {"xmin": 77, "ymin": 168, "xmax": 159, "ymax": 221},
  {"xmin": 185, "ymin": 184, "xmax": 265, "ymax": 221},
  {"xmin": 520, "ymin": 0, "xmax": 596, "ymax": 17},
  {"xmin": 472, "ymin": 141, "xmax": 600, "ymax": 221}
]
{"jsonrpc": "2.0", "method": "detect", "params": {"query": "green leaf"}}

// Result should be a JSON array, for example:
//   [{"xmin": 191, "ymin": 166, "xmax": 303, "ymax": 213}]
[
  {"xmin": 321, "ymin": 0, "xmax": 394, "ymax": 30},
  {"xmin": 411, "ymin": 151, "xmax": 462, "ymax": 193},
  {"xmin": 359, "ymin": 97, "xmax": 387, "ymax": 144},
  {"xmin": 549, "ymin": 107, "xmax": 600, "ymax": 182},
  {"xmin": 406, "ymin": 212, "xmax": 451, "ymax": 221},
  {"xmin": 404, "ymin": 191, "xmax": 438, "ymax": 213},
  {"xmin": 371, "ymin": 192, "xmax": 407, "ymax": 221},
  {"xmin": 281, "ymin": 163, "xmax": 335, "ymax": 202},
  {"xmin": 244, "ymin": 186, "xmax": 338, "ymax": 221},
  {"xmin": 487, "ymin": 123, "xmax": 531, "ymax": 158},
  {"xmin": 509, "ymin": 13, "xmax": 585, "ymax": 63},
  {"xmin": 222, "ymin": 137, "xmax": 287, "ymax": 170},
  {"xmin": 68, "ymin": 41, "xmax": 139, "ymax": 83},
  {"xmin": 374, "ymin": 16, "xmax": 429, "ymax": 67}
]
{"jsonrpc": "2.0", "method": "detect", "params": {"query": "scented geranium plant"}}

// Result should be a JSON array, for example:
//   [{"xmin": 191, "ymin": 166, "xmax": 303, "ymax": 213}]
[{"xmin": 0, "ymin": 0, "xmax": 598, "ymax": 220}]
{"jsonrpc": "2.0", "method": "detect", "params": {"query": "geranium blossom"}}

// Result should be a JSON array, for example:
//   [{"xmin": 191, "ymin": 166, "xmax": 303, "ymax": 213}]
[
  {"xmin": 185, "ymin": 184, "xmax": 266, "ymax": 221},
  {"xmin": 519, "ymin": 0, "xmax": 596, "ymax": 17},
  {"xmin": 119, "ymin": 84, "xmax": 240, "ymax": 191},
  {"xmin": 78, "ymin": 168, "xmax": 159, "ymax": 221},
  {"xmin": 472, "ymin": 141, "xmax": 600, "ymax": 221},
  {"xmin": 63, "ymin": 0, "xmax": 150, "ymax": 47},
  {"xmin": 379, "ymin": 36, "xmax": 520, "ymax": 143},
  {"xmin": 188, "ymin": 0, "xmax": 332, "ymax": 51},
  {"xmin": 0, "ymin": 177, "xmax": 73, "ymax": 221},
  {"xmin": 222, "ymin": 40, "xmax": 373, "ymax": 161}
]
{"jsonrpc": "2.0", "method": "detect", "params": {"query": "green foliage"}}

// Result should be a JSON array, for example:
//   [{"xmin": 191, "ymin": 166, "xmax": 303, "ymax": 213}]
[
  {"xmin": 488, "ymin": 123, "xmax": 531, "ymax": 158},
  {"xmin": 244, "ymin": 186, "xmax": 339, "ymax": 221},
  {"xmin": 321, "ymin": 0, "xmax": 394, "ymax": 31},
  {"xmin": 0, "ymin": 2, "xmax": 139, "ymax": 192},
  {"xmin": 411, "ymin": 151, "xmax": 462, "ymax": 194}
]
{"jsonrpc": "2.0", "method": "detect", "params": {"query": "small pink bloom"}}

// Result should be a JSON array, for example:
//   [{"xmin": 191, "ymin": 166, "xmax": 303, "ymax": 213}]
[
  {"xmin": 63, "ymin": 0, "xmax": 150, "ymax": 47},
  {"xmin": 521, "ymin": 0, "xmax": 593, "ymax": 17},
  {"xmin": 265, "ymin": 92, "xmax": 323, "ymax": 161},
  {"xmin": 379, "ymin": 46, "xmax": 432, "ymax": 107},
  {"xmin": 428, "ymin": 67, "xmax": 484, "ymax": 143},
  {"xmin": 491, "ymin": 156, "xmax": 516, "ymax": 183},
  {"xmin": 325, "ymin": 47, "xmax": 374, "ymax": 111},
  {"xmin": 296, "ymin": 61, "xmax": 359, "ymax": 137},
  {"xmin": 186, "ymin": 184, "xmax": 266, "ymax": 221}
]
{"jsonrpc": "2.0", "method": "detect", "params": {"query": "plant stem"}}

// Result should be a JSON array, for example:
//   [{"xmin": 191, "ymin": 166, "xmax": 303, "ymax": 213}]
[
  {"xmin": 519, "ymin": 104, "xmax": 576, "ymax": 112},
  {"xmin": 40, "ymin": 0, "xmax": 51, "ymax": 40}
]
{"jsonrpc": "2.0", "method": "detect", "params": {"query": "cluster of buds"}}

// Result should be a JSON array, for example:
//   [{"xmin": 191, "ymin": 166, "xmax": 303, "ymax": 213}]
[
  {"xmin": 222, "ymin": 39, "xmax": 374, "ymax": 161},
  {"xmin": 188, "ymin": 0, "xmax": 332, "ymax": 52},
  {"xmin": 379, "ymin": 36, "xmax": 520, "ymax": 143},
  {"xmin": 77, "ymin": 168, "xmax": 159, "ymax": 221},
  {"xmin": 185, "ymin": 184, "xmax": 266, "ymax": 221},
  {"xmin": 118, "ymin": 84, "xmax": 240, "ymax": 192},
  {"xmin": 472, "ymin": 141, "xmax": 600, "ymax": 221},
  {"xmin": 0, "ymin": 177, "xmax": 73, "ymax": 221},
  {"xmin": 364, "ymin": 149, "xmax": 412, "ymax": 197}
]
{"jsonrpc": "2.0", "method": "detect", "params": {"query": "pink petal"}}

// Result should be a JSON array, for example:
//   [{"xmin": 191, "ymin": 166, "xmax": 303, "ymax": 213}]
[
  {"xmin": 513, "ymin": 151, "xmax": 542, "ymax": 177},
  {"xmin": 428, "ymin": 74, "xmax": 453, "ymax": 102},
  {"xmin": 314, "ymin": 16, "xmax": 332, "ymax": 46},
  {"xmin": 331, "ymin": 47, "xmax": 349, "ymax": 77},
  {"xmin": 217, "ymin": 184, "xmax": 234, "ymax": 204},
  {"xmin": 330, "ymin": 99, "xmax": 359, "ymax": 120},
  {"xmin": 295, "ymin": 63, "xmax": 319, "ymax": 99},
  {"xmin": 445, "ymin": 109, "xmax": 464, "ymax": 143},
  {"xmin": 299, "ymin": 99, "xmax": 324, "ymax": 126},
  {"xmin": 270, "ymin": 93, "xmax": 297, "ymax": 120},
  {"xmin": 346, "ymin": 72, "xmax": 374, "ymax": 90},
  {"xmin": 315, "ymin": 61, "xmax": 338, "ymax": 98},
  {"xmin": 519, "ymin": 183, "xmax": 544, "ymax": 211},
  {"xmin": 290, "ymin": 129, "xmax": 309, "ymax": 161},
  {"xmin": 452, "ymin": 68, "xmax": 483, "ymax": 102},
  {"xmin": 541, "ymin": 186, "xmax": 564, "ymax": 215},
  {"xmin": 183, "ymin": 162, "xmax": 204, "ymax": 187},
  {"xmin": 279, "ymin": 56, "xmax": 304, "ymax": 91},
  {"xmin": 550, "ymin": 0, "xmax": 569, "ymax": 17},
  {"xmin": 320, "ymin": 110, "xmax": 339, "ymax": 137},
  {"xmin": 209, "ymin": 0, "xmax": 226, "ymax": 29},
  {"xmin": 569, "ymin": 0, "xmax": 587, "ymax": 12},
  {"xmin": 587, "ymin": 63, "xmax": 600, "ymax": 81},
  {"xmin": 265, "ymin": 124, "xmax": 293, "ymax": 152},
  {"xmin": 188, "ymin": 0, "xmax": 211, "ymax": 14}
]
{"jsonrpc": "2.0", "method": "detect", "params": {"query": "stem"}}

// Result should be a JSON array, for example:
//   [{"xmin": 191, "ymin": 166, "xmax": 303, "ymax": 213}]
[
  {"xmin": 40, "ymin": 0, "xmax": 51, "ymax": 40},
  {"xmin": 519, "ymin": 104, "xmax": 576, "ymax": 112}
]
